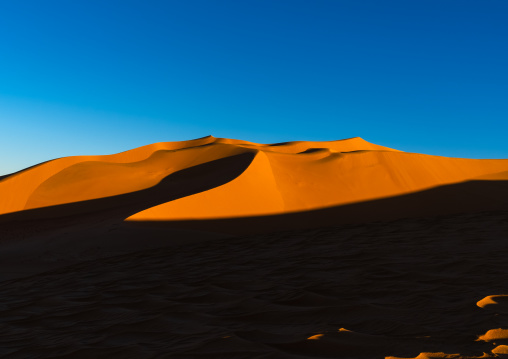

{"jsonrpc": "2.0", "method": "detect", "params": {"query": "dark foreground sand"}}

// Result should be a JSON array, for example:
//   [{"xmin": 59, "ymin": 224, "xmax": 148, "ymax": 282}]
[{"xmin": 1, "ymin": 210, "xmax": 508, "ymax": 358}]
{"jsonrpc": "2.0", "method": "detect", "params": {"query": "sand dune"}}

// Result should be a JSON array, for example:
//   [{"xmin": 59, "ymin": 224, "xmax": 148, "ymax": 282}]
[
  {"xmin": 1, "ymin": 136, "xmax": 508, "ymax": 358},
  {"xmin": 1, "ymin": 136, "xmax": 507, "ymax": 225},
  {"xmin": 128, "ymin": 148, "xmax": 508, "ymax": 222}
]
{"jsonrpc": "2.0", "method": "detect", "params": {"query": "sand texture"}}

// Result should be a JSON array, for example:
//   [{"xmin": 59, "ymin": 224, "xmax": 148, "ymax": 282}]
[
  {"xmin": 1, "ymin": 211, "xmax": 508, "ymax": 358},
  {"xmin": 1, "ymin": 137, "xmax": 508, "ymax": 358}
]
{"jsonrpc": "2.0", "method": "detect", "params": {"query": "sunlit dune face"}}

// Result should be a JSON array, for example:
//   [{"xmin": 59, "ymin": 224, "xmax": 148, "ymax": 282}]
[
  {"xmin": 127, "ymin": 145, "xmax": 508, "ymax": 221},
  {"xmin": 1, "ymin": 136, "xmax": 507, "ymax": 222}
]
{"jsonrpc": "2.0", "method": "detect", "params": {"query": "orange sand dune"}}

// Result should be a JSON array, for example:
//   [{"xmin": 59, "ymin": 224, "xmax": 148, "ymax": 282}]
[
  {"xmin": 1, "ymin": 136, "xmax": 507, "ymax": 225},
  {"xmin": 0, "ymin": 137, "xmax": 250, "ymax": 214},
  {"xmin": 128, "ymin": 149, "xmax": 508, "ymax": 222},
  {"xmin": 2, "ymin": 138, "xmax": 508, "ymax": 359}
]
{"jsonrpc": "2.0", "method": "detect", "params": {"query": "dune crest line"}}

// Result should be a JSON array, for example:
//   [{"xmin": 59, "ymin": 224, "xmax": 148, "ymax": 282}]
[{"xmin": 1, "ymin": 136, "xmax": 507, "ymax": 225}]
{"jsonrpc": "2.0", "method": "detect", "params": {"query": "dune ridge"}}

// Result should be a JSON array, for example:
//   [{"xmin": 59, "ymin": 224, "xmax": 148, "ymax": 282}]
[
  {"xmin": 128, "ymin": 149, "xmax": 508, "ymax": 222},
  {"xmin": 1, "ymin": 136, "xmax": 507, "ymax": 225}
]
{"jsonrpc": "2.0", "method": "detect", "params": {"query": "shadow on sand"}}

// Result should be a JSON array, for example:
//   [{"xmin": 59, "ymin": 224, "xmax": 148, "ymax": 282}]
[{"xmin": 129, "ymin": 179, "xmax": 508, "ymax": 235}]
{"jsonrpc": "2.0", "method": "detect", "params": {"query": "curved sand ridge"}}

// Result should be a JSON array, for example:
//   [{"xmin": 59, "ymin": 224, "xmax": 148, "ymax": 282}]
[
  {"xmin": 0, "ymin": 136, "xmax": 395, "ymax": 215},
  {"xmin": 0, "ymin": 136, "xmax": 237, "ymax": 214},
  {"xmin": 1, "ymin": 136, "xmax": 508, "ymax": 222}
]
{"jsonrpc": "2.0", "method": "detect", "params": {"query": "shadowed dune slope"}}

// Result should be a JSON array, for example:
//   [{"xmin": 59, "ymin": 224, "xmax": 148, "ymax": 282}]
[
  {"xmin": 1, "ymin": 210, "xmax": 508, "ymax": 358},
  {"xmin": 0, "ymin": 152, "xmax": 256, "ymax": 223},
  {"xmin": 0, "ymin": 139, "xmax": 250, "ymax": 214},
  {"xmin": 1, "ymin": 136, "xmax": 507, "ymax": 224}
]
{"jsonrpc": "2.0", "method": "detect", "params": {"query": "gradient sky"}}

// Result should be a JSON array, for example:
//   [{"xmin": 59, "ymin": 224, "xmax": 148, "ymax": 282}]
[{"xmin": 1, "ymin": 0, "xmax": 507, "ymax": 175}]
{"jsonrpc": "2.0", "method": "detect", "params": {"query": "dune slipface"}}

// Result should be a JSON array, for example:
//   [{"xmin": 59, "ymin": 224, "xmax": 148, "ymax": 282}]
[{"xmin": 1, "ymin": 136, "xmax": 508, "ymax": 359}]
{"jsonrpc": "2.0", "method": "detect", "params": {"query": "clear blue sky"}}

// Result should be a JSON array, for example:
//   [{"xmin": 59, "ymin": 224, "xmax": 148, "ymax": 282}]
[{"xmin": 1, "ymin": 0, "xmax": 507, "ymax": 174}]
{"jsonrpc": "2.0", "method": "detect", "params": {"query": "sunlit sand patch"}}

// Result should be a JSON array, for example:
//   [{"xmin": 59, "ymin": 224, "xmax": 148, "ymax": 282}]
[
  {"xmin": 492, "ymin": 345, "xmax": 508, "ymax": 357},
  {"xmin": 386, "ymin": 353, "xmax": 491, "ymax": 359},
  {"xmin": 477, "ymin": 295, "xmax": 508, "ymax": 313}
]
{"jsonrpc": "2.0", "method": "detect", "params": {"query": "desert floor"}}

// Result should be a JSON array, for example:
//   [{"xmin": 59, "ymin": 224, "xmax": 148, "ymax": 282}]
[{"xmin": 1, "ymin": 210, "xmax": 508, "ymax": 358}]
